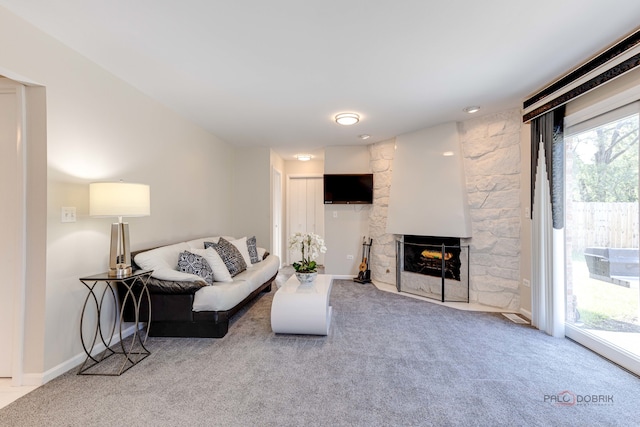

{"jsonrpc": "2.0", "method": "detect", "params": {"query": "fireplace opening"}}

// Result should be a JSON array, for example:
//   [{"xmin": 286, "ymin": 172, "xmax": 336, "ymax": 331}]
[
  {"xmin": 396, "ymin": 235, "xmax": 469, "ymax": 303},
  {"xmin": 403, "ymin": 235, "xmax": 461, "ymax": 281}
]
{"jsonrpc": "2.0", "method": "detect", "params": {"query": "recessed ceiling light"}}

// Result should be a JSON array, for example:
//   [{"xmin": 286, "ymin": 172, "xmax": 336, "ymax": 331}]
[
  {"xmin": 295, "ymin": 154, "xmax": 312, "ymax": 161},
  {"xmin": 443, "ymin": 151, "xmax": 454, "ymax": 157},
  {"xmin": 464, "ymin": 106, "xmax": 480, "ymax": 114},
  {"xmin": 335, "ymin": 113, "xmax": 360, "ymax": 125},
  {"xmin": 359, "ymin": 134, "xmax": 370, "ymax": 140}
]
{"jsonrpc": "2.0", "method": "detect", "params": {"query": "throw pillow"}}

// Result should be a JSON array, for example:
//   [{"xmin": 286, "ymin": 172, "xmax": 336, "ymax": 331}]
[
  {"xmin": 189, "ymin": 247, "xmax": 233, "ymax": 283},
  {"xmin": 229, "ymin": 236, "xmax": 252, "ymax": 266},
  {"xmin": 246, "ymin": 236, "xmax": 260, "ymax": 264},
  {"xmin": 176, "ymin": 251, "xmax": 214, "ymax": 285},
  {"xmin": 205, "ymin": 237, "xmax": 247, "ymax": 277}
]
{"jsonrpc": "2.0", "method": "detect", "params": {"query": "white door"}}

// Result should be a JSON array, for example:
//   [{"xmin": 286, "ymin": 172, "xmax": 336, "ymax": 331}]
[
  {"xmin": 287, "ymin": 177, "xmax": 324, "ymax": 265},
  {"xmin": 0, "ymin": 83, "xmax": 18, "ymax": 377},
  {"xmin": 272, "ymin": 168, "xmax": 283, "ymax": 265}
]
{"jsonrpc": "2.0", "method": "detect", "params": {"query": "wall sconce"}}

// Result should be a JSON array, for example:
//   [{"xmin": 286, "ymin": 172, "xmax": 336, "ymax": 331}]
[{"xmin": 90, "ymin": 182, "xmax": 151, "ymax": 277}]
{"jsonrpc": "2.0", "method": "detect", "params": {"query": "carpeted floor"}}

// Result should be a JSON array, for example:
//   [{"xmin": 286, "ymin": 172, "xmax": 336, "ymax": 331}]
[{"xmin": 1, "ymin": 280, "xmax": 638, "ymax": 426}]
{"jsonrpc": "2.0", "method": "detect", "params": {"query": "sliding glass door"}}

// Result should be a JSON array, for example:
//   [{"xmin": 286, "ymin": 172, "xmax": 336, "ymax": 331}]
[{"xmin": 564, "ymin": 102, "xmax": 640, "ymax": 372}]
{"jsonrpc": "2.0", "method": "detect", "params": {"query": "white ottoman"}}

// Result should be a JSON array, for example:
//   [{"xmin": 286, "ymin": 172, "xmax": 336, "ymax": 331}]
[{"xmin": 271, "ymin": 274, "xmax": 333, "ymax": 335}]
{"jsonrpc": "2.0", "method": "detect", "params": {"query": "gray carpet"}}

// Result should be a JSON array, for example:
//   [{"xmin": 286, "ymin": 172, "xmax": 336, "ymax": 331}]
[{"xmin": 1, "ymin": 280, "xmax": 638, "ymax": 426}]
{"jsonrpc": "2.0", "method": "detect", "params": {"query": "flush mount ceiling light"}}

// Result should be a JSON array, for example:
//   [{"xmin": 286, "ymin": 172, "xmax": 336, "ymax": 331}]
[
  {"xmin": 295, "ymin": 154, "xmax": 313, "ymax": 161},
  {"xmin": 463, "ymin": 106, "xmax": 480, "ymax": 114},
  {"xmin": 335, "ymin": 113, "xmax": 360, "ymax": 125}
]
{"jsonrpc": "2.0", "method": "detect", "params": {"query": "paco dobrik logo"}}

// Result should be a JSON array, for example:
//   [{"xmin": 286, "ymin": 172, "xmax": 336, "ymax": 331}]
[
  {"xmin": 544, "ymin": 390, "xmax": 613, "ymax": 406},
  {"xmin": 556, "ymin": 390, "xmax": 576, "ymax": 406}
]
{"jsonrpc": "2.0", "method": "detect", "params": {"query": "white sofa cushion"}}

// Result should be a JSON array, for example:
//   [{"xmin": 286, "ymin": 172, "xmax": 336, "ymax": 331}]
[
  {"xmin": 192, "ymin": 254, "xmax": 279, "ymax": 311},
  {"xmin": 186, "ymin": 236, "xmax": 218, "ymax": 249},
  {"xmin": 257, "ymin": 247, "xmax": 267, "ymax": 260},
  {"xmin": 134, "ymin": 242, "xmax": 204, "ymax": 282}
]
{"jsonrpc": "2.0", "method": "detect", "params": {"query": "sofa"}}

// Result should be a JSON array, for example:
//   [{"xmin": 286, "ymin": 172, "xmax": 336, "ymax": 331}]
[{"xmin": 119, "ymin": 236, "xmax": 279, "ymax": 338}]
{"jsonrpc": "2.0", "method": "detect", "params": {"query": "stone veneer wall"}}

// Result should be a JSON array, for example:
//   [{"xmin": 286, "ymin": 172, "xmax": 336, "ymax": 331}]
[
  {"xmin": 369, "ymin": 139, "xmax": 397, "ymax": 285},
  {"xmin": 459, "ymin": 108, "xmax": 522, "ymax": 310},
  {"xmin": 369, "ymin": 108, "xmax": 522, "ymax": 310}
]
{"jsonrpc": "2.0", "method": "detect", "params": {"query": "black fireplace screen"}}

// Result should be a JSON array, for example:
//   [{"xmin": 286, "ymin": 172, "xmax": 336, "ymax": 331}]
[{"xmin": 403, "ymin": 235, "xmax": 461, "ymax": 281}]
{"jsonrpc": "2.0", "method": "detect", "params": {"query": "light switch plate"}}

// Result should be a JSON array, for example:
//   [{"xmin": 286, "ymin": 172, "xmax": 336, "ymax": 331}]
[{"xmin": 61, "ymin": 207, "xmax": 76, "ymax": 223}]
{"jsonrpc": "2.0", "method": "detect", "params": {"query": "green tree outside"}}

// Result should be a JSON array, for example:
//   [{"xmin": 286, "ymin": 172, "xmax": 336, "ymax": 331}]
[{"xmin": 572, "ymin": 115, "xmax": 639, "ymax": 203}]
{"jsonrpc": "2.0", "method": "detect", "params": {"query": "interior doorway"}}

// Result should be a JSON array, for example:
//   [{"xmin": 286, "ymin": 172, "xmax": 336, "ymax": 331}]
[
  {"xmin": 0, "ymin": 78, "xmax": 26, "ymax": 382},
  {"xmin": 286, "ymin": 175, "xmax": 324, "ymax": 265},
  {"xmin": 272, "ymin": 167, "xmax": 283, "ymax": 265}
]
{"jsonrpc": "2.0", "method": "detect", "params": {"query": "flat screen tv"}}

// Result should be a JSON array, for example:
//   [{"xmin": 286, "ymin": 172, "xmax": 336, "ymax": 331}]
[{"xmin": 323, "ymin": 174, "xmax": 373, "ymax": 204}]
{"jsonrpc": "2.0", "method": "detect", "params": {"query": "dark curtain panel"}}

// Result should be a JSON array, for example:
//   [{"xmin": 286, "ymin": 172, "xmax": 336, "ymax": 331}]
[{"xmin": 530, "ymin": 105, "xmax": 565, "ymax": 229}]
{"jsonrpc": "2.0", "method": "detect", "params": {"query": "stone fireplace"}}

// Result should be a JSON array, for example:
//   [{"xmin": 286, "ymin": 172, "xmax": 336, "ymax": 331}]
[{"xmin": 368, "ymin": 109, "xmax": 522, "ymax": 311}]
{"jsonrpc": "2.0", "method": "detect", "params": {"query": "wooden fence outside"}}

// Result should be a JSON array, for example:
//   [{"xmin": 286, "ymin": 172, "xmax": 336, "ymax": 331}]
[{"xmin": 568, "ymin": 202, "xmax": 639, "ymax": 253}]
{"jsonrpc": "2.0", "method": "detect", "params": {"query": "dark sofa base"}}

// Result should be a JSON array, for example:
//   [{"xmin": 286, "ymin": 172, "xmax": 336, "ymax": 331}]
[{"xmin": 119, "ymin": 275, "xmax": 275, "ymax": 338}]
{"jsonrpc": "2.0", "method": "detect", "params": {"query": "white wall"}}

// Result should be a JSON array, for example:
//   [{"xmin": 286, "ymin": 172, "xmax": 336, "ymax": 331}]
[
  {"xmin": 324, "ymin": 146, "xmax": 371, "ymax": 275},
  {"xmin": 285, "ymin": 158, "xmax": 324, "ymax": 175},
  {"xmin": 1, "ymin": 6, "xmax": 235, "ymax": 379},
  {"xmin": 232, "ymin": 146, "xmax": 271, "ymax": 248}
]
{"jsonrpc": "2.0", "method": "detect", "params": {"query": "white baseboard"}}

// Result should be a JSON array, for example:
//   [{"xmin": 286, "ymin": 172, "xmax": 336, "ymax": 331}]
[
  {"xmin": 20, "ymin": 373, "xmax": 45, "ymax": 387},
  {"xmin": 519, "ymin": 308, "xmax": 532, "ymax": 320},
  {"xmin": 26, "ymin": 323, "xmax": 141, "ymax": 386}
]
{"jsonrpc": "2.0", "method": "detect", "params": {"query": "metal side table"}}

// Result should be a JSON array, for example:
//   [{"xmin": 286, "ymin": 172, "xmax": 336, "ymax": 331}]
[{"xmin": 78, "ymin": 270, "xmax": 152, "ymax": 375}]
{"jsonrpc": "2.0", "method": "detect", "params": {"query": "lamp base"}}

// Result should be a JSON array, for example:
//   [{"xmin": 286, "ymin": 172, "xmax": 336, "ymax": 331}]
[
  {"xmin": 108, "ymin": 265, "xmax": 132, "ymax": 278},
  {"xmin": 108, "ymin": 222, "xmax": 133, "ymax": 278}
]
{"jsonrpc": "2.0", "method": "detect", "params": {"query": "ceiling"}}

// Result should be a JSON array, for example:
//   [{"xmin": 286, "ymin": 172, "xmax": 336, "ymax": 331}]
[{"xmin": 2, "ymin": 1, "xmax": 640, "ymax": 161}]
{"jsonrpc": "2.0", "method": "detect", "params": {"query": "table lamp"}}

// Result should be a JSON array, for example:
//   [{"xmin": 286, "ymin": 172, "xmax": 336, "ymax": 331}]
[{"xmin": 89, "ymin": 182, "xmax": 150, "ymax": 277}]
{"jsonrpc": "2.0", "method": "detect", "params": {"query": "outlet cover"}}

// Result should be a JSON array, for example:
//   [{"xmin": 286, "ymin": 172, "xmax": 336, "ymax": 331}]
[{"xmin": 61, "ymin": 206, "xmax": 76, "ymax": 223}]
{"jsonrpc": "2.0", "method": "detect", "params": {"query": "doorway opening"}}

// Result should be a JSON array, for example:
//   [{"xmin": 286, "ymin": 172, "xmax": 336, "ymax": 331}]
[
  {"xmin": 286, "ymin": 175, "xmax": 324, "ymax": 266},
  {"xmin": 564, "ymin": 100, "xmax": 640, "ymax": 373}
]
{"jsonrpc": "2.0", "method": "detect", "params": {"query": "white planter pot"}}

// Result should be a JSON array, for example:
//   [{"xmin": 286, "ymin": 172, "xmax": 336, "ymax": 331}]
[{"xmin": 295, "ymin": 271, "xmax": 318, "ymax": 285}]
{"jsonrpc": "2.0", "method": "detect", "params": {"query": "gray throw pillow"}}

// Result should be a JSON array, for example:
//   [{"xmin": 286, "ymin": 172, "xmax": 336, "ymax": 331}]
[
  {"xmin": 204, "ymin": 238, "xmax": 247, "ymax": 277},
  {"xmin": 176, "ymin": 251, "xmax": 214, "ymax": 285},
  {"xmin": 247, "ymin": 236, "xmax": 260, "ymax": 264}
]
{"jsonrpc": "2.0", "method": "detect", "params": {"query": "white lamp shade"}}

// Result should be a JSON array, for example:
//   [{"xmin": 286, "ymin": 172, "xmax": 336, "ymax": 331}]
[{"xmin": 89, "ymin": 182, "xmax": 150, "ymax": 217}]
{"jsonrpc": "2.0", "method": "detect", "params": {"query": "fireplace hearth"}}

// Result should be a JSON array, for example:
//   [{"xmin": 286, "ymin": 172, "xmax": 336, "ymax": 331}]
[{"xmin": 396, "ymin": 235, "xmax": 469, "ymax": 303}]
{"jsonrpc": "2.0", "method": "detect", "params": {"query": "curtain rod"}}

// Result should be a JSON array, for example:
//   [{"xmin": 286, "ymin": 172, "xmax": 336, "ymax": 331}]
[{"xmin": 523, "ymin": 27, "xmax": 640, "ymax": 123}]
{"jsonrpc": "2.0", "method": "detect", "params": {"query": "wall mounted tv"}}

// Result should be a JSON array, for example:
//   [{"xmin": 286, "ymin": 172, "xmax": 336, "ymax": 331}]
[{"xmin": 323, "ymin": 174, "xmax": 374, "ymax": 204}]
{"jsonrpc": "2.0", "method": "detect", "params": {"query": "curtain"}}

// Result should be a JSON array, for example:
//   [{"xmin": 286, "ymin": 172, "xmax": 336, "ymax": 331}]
[{"xmin": 531, "ymin": 107, "xmax": 565, "ymax": 337}]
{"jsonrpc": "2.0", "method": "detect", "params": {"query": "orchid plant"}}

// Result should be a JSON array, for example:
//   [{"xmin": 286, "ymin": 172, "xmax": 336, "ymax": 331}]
[{"xmin": 288, "ymin": 232, "xmax": 327, "ymax": 273}]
